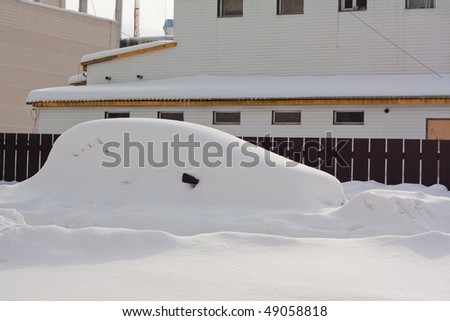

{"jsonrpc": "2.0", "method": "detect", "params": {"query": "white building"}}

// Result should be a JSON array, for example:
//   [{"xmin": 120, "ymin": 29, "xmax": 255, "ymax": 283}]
[
  {"xmin": 28, "ymin": 0, "xmax": 450, "ymax": 139},
  {"xmin": 0, "ymin": 0, "xmax": 117, "ymax": 132}
]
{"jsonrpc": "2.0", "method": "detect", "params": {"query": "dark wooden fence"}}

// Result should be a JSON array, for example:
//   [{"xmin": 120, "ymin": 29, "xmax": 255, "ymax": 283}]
[
  {"xmin": 1, "ymin": 133, "xmax": 450, "ymax": 190},
  {"xmin": 240, "ymin": 136, "xmax": 450, "ymax": 189},
  {"xmin": 0, "ymin": 133, "xmax": 59, "ymax": 182}
]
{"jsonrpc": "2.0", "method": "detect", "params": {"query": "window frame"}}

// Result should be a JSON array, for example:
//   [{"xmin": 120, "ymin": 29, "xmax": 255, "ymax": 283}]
[
  {"xmin": 277, "ymin": 0, "xmax": 304, "ymax": 15},
  {"xmin": 218, "ymin": 0, "xmax": 244, "ymax": 18},
  {"xmin": 338, "ymin": 0, "xmax": 367, "ymax": 12},
  {"xmin": 272, "ymin": 111, "xmax": 302, "ymax": 125},
  {"xmin": 333, "ymin": 111, "xmax": 365, "ymax": 125},
  {"xmin": 104, "ymin": 112, "xmax": 130, "ymax": 119},
  {"xmin": 405, "ymin": 0, "xmax": 435, "ymax": 9},
  {"xmin": 157, "ymin": 111, "xmax": 184, "ymax": 121},
  {"xmin": 213, "ymin": 111, "xmax": 241, "ymax": 125}
]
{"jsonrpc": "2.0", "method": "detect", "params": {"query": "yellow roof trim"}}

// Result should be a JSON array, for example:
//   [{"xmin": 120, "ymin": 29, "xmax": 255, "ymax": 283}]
[
  {"xmin": 81, "ymin": 42, "xmax": 177, "ymax": 72},
  {"xmin": 33, "ymin": 97, "xmax": 450, "ymax": 108}
]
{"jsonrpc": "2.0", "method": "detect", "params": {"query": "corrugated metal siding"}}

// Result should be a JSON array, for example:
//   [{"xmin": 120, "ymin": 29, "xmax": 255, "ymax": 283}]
[
  {"xmin": 87, "ymin": 0, "xmax": 449, "ymax": 84},
  {"xmin": 38, "ymin": 105, "xmax": 450, "ymax": 139}
]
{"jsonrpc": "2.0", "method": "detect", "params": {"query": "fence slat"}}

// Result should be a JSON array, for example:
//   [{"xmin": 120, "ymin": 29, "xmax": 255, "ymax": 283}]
[
  {"xmin": 386, "ymin": 139, "xmax": 403, "ymax": 185},
  {"xmin": 369, "ymin": 139, "xmax": 386, "ymax": 184},
  {"xmin": 40, "ymin": 134, "xmax": 54, "ymax": 168},
  {"xmin": 242, "ymin": 136, "xmax": 257, "ymax": 146},
  {"xmin": 4, "ymin": 134, "xmax": 16, "ymax": 182},
  {"xmin": 439, "ymin": 140, "xmax": 450, "ymax": 190},
  {"xmin": 422, "ymin": 140, "xmax": 439, "ymax": 186},
  {"xmin": 0, "ymin": 133, "xmax": 4, "ymax": 181},
  {"xmin": 28, "ymin": 134, "xmax": 41, "ymax": 178},
  {"xmin": 320, "ymin": 137, "xmax": 335, "ymax": 176},
  {"xmin": 258, "ymin": 136, "xmax": 272, "ymax": 151},
  {"xmin": 15, "ymin": 134, "xmax": 29, "ymax": 182},
  {"xmin": 353, "ymin": 139, "xmax": 369, "ymax": 181},
  {"xmin": 273, "ymin": 137, "xmax": 290, "ymax": 158},
  {"xmin": 336, "ymin": 138, "xmax": 352, "ymax": 182},
  {"xmin": 304, "ymin": 138, "xmax": 320, "ymax": 168},
  {"xmin": 404, "ymin": 140, "xmax": 421, "ymax": 184},
  {"xmin": 287, "ymin": 138, "xmax": 303, "ymax": 163}
]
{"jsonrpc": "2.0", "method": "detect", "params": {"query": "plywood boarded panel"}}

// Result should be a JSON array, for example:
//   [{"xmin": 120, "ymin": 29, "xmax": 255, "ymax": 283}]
[{"xmin": 427, "ymin": 119, "xmax": 450, "ymax": 140}]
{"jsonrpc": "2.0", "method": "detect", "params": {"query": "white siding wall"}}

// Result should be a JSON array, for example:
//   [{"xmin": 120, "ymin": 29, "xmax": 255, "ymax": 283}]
[
  {"xmin": 38, "ymin": 105, "xmax": 450, "ymax": 139},
  {"xmin": 87, "ymin": 0, "xmax": 450, "ymax": 84}
]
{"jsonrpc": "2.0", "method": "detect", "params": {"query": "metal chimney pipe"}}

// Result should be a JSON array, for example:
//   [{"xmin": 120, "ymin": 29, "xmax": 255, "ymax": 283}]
[
  {"xmin": 78, "ymin": 0, "xmax": 87, "ymax": 13},
  {"xmin": 115, "ymin": 0, "xmax": 123, "ymax": 47},
  {"xmin": 134, "ymin": 0, "xmax": 140, "ymax": 37}
]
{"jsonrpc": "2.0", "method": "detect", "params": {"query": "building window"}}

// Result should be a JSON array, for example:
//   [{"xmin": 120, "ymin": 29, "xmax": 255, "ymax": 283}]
[
  {"xmin": 218, "ymin": 0, "xmax": 243, "ymax": 17},
  {"xmin": 277, "ymin": 0, "xmax": 304, "ymax": 15},
  {"xmin": 158, "ymin": 112, "xmax": 184, "ymax": 121},
  {"xmin": 105, "ymin": 112, "xmax": 130, "ymax": 119},
  {"xmin": 272, "ymin": 111, "xmax": 301, "ymax": 125},
  {"xmin": 339, "ymin": 0, "xmax": 367, "ymax": 11},
  {"xmin": 333, "ymin": 111, "xmax": 364, "ymax": 125},
  {"xmin": 406, "ymin": 0, "xmax": 435, "ymax": 9},
  {"xmin": 213, "ymin": 112, "xmax": 241, "ymax": 125}
]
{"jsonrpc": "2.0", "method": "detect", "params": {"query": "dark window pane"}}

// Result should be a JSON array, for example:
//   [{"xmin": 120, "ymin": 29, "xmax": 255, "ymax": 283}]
[
  {"xmin": 334, "ymin": 111, "xmax": 364, "ymax": 125},
  {"xmin": 407, "ymin": 0, "xmax": 435, "ymax": 9},
  {"xmin": 158, "ymin": 112, "xmax": 184, "ymax": 121},
  {"xmin": 105, "ymin": 112, "xmax": 130, "ymax": 119},
  {"xmin": 273, "ymin": 111, "xmax": 301, "ymax": 124},
  {"xmin": 279, "ymin": 0, "xmax": 304, "ymax": 15},
  {"xmin": 219, "ymin": 0, "xmax": 243, "ymax": 17},
  {"xmin": 214, "ymin": 112, "xmax": 241, "ymax": 125}
]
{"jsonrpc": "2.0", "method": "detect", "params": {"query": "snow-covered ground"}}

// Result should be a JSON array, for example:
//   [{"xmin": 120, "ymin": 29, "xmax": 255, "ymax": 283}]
[{"xmin": 1, "ymin": 119, "xmax": 449, "ymax": 300}]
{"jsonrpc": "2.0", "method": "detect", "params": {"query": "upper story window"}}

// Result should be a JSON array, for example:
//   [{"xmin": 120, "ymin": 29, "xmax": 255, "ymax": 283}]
[
  {"xmin": 406, "ymin": 0, "xmax": 435, "ymax": 9},
  {"xmin": 277, "ymin": 0, "xmax": 304, "ymax": 15},
  {"xmin": 218, "ymin": 0, "xmax": 243, "ymax": 17},
  {"xmin": 339, "ymin": 0, "xmax": 367, "ymax": 11}
]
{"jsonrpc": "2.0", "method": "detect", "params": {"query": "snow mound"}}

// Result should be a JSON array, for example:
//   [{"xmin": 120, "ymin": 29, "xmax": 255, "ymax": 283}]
[
  {"xmin": 0, "ymin": 209, "xmax": 26, "ymax": 232},
  {"xmin": 329, "ymin": 189, "xmax": 450, "ymax": 237},
  {"xmin": 0, "ymin": 119, "xmax": 345, "ymax": 232}
]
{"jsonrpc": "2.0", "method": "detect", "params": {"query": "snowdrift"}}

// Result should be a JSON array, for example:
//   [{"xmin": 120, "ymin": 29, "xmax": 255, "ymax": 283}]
[{"xmin": 0, "ymin": 119, "xmax": 345, "ymax": 232}]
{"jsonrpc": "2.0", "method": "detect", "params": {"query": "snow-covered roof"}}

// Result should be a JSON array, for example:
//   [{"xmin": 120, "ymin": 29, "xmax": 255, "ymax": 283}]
[
  {"xmin": 28, "ymin": 74, "xmax": 450, "ymax": 104},
  {"xmin": 80, "ymin": 40, "xmax": 176, "ymax": 67}
]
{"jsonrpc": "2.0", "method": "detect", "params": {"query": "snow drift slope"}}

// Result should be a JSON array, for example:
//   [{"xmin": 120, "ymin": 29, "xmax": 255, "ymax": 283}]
[{"xmin": 1, "ymin": 220, "xmax": 449, "ymax": 300}]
